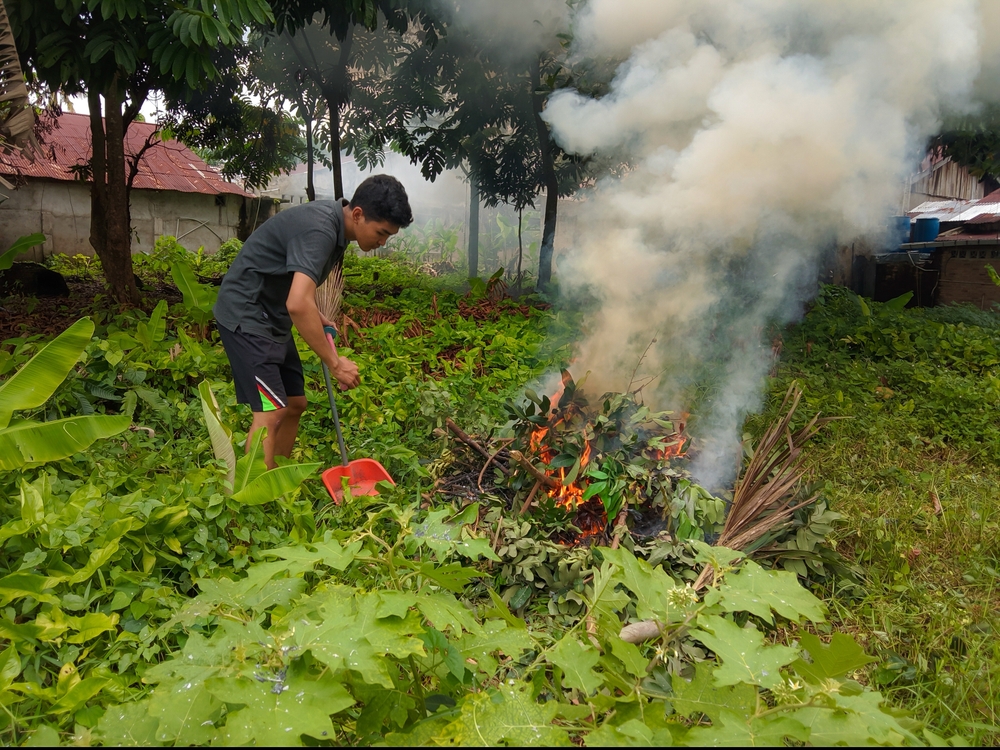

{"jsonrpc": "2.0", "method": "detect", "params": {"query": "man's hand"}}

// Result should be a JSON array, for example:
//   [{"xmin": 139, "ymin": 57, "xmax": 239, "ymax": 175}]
[{"xmin": 331, "ymin": 356, "xmax": 360, "ymax": 389}]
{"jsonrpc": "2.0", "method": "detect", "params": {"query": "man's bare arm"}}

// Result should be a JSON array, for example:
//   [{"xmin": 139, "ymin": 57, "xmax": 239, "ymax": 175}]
[{"xmin": 286, "ymin": 272, "xmax": 360, "ymax": 388}]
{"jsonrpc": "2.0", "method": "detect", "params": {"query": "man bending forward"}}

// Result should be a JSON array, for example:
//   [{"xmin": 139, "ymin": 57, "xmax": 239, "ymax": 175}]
[{"xmin": 214, "ymin": 175, "xmax": 413, "ymax": 468}]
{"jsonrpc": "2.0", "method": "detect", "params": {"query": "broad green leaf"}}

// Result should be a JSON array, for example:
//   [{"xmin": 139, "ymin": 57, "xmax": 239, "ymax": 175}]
[
  {"xmin": 409, "ymin": 507, "xmax": 499, "ymax": 561},
  {"xmin": 207, "ymin": 668, "xmax": 352, "ymax": 746},
  {"xmin": 293, "ymin": 594, "xmax": 425, "ymax": 688},
  {"xmin": 416, "ymin": 591, "xmax": 480, "ymax": 634},
  {"xmin": 67, "ymin": 612, "xmax": 120, "ymax": 643},
  {"xmin": 671, "ymin": 661, "xmax": 757, "ymax": 725},
  {"xmin": 691, "ymin": 615, "xmax": 799, "ymax": 689},
  {"xmin": 457, "ymin": 621, "xmax": 536, "ymax": 677},
  {"xmin": 171, "ymin": 261, "xmax": 218, "ymax": 312},
  {"xmin": 0, "ymin": 618, "xmax": 45, "ymax": 642},
  {"xmin": 598, "ymin": 547, "xmax": 679, "ymax": 622},
  {"xmin": 436, "ymin": 682, "xmax": 571, "ymax": 746},
  {"xmin": 420, "ymin": 627, "xmax": 468, "ymax": 681},
  {"xmin": 24, "ymin": 725, "xmax": 61, "ymax": 747},
  {"xmin": 709, "ymin": 560, "xmax": 826, "ymax": 623},
  {"xmin": 792, "ymin": 632, "xmax": 877, "ymax": 683},
  {"xmin": 48, "ymin": 677, "xmax": 110, "ymax": 714},
  {"xmin": 95, "ymin": 700, "xmax": 163, "ymax": 746},
  {"xmin": 0, "ymin": 414, "xmax": 131, "ymax": 470},
  {"xmin": 194, "ymin": 559, "xmax": 313, "ymax": 614},
  {"xmin": 684, "ymin": 710, "xmax": 810, "ymax": 746},
  {"xmin": 0, "ymin": 318, "xmax": 93, "ymax": 429},
  {"xmin": 66, "ymin": 537, "xmax": 125, "ymax": 584},
  {"xmin": 0, "ymin": 572, "xmax": 60, "ymax": 607},
  {"xmin": 0, "ymin": 232, "xmax": 45, "ymax": 271},
  {"xmin": 231, "ymin": 462, "xmax": 321, "ymax": 505},
  {"xmin": 233, "ymin": 425, "xmax": 267, "ymax": 493},
  {"xmin": 20, "ymin": 479, "xmax": 45, "ymax": 523},
  {"xmin": 0, "ymin": 645, "xmax": 21, "ymax": 690},
  {"xmin": 198, "ymin": 380, "xmax": 235, "ymax": 487},
  {"xmin": 417, "ymin": 561, "xmax": 482, "ymax": 593},
  {"xmin": 789, "ymin": 690, "xmax": 917, "ymax": 746},
  {"xmin": 147, "ymin": 667, "xmax": 224, "ymax": 745},
  {"xmin": 548, "ymin": 636, "xmax": 602, "ymax": 694},
  {"xmin": 585, "ymin": 718, "xmax": 675, "ymax": 747},
  {"xmin": 609, "ymin": 636, "xmax": 648, "ymax": 679},
  {"xmin": 262, "ymin": 538, "xmax": 363, "ymax": 571},
  {"xmin": 377, "ymin": 591, "xmax": 417, "ymax": 619}
]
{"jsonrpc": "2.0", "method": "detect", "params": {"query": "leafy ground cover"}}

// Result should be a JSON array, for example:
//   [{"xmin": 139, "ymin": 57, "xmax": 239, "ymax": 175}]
[
  {"xmin": 757, "ymin": 286, "xmax": 1000, "ymax": 743},
  {"xmin": 0, "ymin": 256, "xmax": 992, "ymax": 745}
]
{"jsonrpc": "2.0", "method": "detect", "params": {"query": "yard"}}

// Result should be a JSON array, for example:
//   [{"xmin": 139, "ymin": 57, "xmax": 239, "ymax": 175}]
[{"xmin": 0, "ymin": 249, "xmax": 995, "ymax": 745}]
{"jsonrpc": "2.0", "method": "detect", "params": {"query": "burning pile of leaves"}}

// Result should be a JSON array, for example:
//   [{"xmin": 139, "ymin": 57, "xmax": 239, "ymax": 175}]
[{"xmin": 432, "ymin": 376, "xmax": 847, "ymax": 618}]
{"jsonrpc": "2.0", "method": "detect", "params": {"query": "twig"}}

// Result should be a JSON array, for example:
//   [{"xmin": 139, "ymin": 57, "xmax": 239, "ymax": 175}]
[
  {"xmin": 626, "ymin": 331, "xmax": 659, "ymax": 394},
  {"xmin": 445, "ymin": 418, "xmax": 509, "ymax": 474},
  {"xmin": 478, "ymin": 439, "xmax": 514, "ymax": 491},
  {"xmin": 509, "ymin": 450, "xmax": 559, "ymax": 489},
  {"xmin": 519, "ymin": 480, "xmax": 542, "ymax": 516},
  {"xmin": 608, "ymin": 507, "xmax": 629, "ymax": 550}
]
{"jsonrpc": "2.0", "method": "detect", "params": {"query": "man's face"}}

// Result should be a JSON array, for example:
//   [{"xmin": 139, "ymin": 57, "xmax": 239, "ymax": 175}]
[{"xmin": 355, "ymin": 210, "xmax": 400, "ymax": 252}]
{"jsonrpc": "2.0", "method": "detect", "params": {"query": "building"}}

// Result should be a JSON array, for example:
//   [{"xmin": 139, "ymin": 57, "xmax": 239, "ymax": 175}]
[{"xmin": 0, "ymin": 113, "xmax": 254, "ymax": 262}]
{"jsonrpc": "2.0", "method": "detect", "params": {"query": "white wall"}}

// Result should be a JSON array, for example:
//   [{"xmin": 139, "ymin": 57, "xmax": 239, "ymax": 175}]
[{"xmin": 0, "ymin": 178, "xmax": 244, "ymax": 261}]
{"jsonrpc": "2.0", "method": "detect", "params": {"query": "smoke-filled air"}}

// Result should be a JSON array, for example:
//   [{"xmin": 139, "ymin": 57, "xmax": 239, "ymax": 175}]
[{"xmin": 542, "ymin": 0, "xmax": 994, "ymax": 488}]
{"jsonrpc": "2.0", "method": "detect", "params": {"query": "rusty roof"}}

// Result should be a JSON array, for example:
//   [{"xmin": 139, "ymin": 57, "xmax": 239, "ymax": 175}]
[{"xmin": 0, "ymin": 112, "xmax": 252, "ymax": 198}]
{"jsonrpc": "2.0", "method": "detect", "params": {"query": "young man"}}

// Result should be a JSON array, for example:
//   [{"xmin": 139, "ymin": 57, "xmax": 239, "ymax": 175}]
[{"xmin": 214, "ymin": 174, "xmax": 413, "ymax": 468}]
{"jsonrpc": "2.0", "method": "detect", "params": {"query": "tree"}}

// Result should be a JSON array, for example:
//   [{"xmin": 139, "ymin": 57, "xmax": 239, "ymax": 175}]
[
  {"xmin": 8, "ymin": 0, "xmax": 273, "ymax": 305},
  {"xmin": 930, "ymin": 105, "xmax": 1000, "ymax": 182},
  {"xmin": 269, "ymin": 0, "xmax": 443, "ymax": 199},
  {"xmin": 344, "ymin": 1, "xmax": 592, "ymax": 290}
]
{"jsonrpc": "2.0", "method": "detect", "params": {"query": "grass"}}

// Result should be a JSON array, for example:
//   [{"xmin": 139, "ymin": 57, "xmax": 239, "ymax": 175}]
[{"xmin": 756, "ymin": 288, "xmax": 1000, "ymax": 743}]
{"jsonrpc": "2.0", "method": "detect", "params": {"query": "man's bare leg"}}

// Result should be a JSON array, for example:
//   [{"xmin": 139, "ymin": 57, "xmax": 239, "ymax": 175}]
[
  {"xmin": 248, "ymin": 410, "xmax": 283, "ymax": 469},
  {"xmin": 273, "ymin": 396, "xmax": 307, "ymax": 461}
]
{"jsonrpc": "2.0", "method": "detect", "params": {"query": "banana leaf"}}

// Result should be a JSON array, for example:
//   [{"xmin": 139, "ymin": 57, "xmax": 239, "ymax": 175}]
[
  {"xmin": 233, "ymin": 427, "xmax": 268, "ymax": 493},
  {"xmin": 198, "ymin": 381, "xmax": 237, "ymax": 487},
  {"xmin": 0, "ymin": 318, "xmax": 94, "ymax": 429},
  {"xmin": 0, "ymin": 414, "xmax": 131, "ymax": 470},
  {"xmin": 171, "ymin": 261, "xmax": 217, "ymax": 320},
  {"xmin": 0, "ymin": 233, "xmax": 46, "ymax": 271},
  {"xmin": 231, "ymin": 462, "xmax": 322, "ymax": 505}
]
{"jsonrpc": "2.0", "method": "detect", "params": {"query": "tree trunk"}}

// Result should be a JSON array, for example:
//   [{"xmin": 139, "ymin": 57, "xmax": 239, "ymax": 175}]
[
  {"xmin": 516, "ymin": 208, "xmax": 523, "ymax": 293},
  {"xmin": 530, "ymin": 56, "xmax": 558, "ymax": 291},
  {"xmin": 468, "ymin": 178, "xmax": 480, "ymax": 278},
  {"xmin": 326, "ymin": 25, "xmax": 354, "ymax": 201},
  {"xmin": 97, "ymin": 77, "xmax": 140, "ymax": 305},
  {"xmin": 304, "ymin": 106, "xmax": 315, "ymax": 202}
]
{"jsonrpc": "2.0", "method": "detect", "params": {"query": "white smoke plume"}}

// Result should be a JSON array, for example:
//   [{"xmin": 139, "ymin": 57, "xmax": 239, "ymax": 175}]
[{"xmin": 543, "ymin": 0, "xmax": 988, "ymax": 488}]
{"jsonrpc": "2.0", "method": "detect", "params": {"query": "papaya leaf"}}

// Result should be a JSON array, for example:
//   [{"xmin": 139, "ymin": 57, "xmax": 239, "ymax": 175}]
[
  {"xmin": 792, "ymin": 632, "xmax": 877, "ymax": 683},
  {"xmin": 685, "ymin": 710, "xmax": 810, "ymax": 747},
  {"xmin": 671, "ymin": 661, "xmax": 757, "ymax": 725},
  {"xmin": 435, "ymin": 682, "xmax": 571, "ymax": 746},
  {"xmin": 709, "ymin": 560, "xmax": 827, "ymax": 623},
  {"xmin": 548, "ymin": 636, "xmax": 602, "ymax": 694},
  {"xmin": 691, "ymin": 615, "xmax": 799, "ymax": 689},
  {"xmin": 95, "ymin": 700, "xmax": 163, "ymax": 746}
]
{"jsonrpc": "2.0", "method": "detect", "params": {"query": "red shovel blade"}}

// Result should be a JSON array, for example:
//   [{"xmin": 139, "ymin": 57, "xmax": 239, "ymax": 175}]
[{"xmin": 322, "ymin": 459, "xmax": 395, "ymax": 504}]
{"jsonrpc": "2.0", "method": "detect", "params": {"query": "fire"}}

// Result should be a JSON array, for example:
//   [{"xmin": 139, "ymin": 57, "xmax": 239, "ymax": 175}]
[{"xmin": 652, "ymin": 437, "xmax": 686, "ymax": 461}]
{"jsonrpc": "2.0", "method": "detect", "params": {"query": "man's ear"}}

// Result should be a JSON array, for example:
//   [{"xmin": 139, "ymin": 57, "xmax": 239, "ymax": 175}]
[{"xmin": 351, "ymin": 206, "xmax": 366, "ymax": 223}]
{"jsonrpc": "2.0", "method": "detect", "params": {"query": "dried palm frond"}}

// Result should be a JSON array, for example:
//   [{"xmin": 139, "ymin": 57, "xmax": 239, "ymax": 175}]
[
  {"xmin": 693, "ymin": 382, "xmax": 834, "ymax": 589},
  {"xmin": 0, "ymin": 1, "xmax": 38, "ymax": 155},
  {"xmin": 315, "ymin": 262, "xmax": 344, "ymax": 321}
]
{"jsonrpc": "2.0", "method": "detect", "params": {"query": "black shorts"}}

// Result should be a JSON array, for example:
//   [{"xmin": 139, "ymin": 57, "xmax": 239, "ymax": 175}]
[{"xmin": 218, "ymin": 325, "xmax": 305, "ymax": 412}]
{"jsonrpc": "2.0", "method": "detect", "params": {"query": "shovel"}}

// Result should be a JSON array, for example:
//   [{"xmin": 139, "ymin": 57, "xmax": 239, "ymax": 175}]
[{"xmin": 319, "ymin": 327, "xmax": 395, "ymax": 504}]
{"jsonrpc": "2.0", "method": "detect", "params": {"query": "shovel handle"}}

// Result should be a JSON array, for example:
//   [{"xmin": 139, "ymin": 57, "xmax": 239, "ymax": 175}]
[{"xmin": 323, "ymin": 326, "xmax": 349, "ymax": 467}]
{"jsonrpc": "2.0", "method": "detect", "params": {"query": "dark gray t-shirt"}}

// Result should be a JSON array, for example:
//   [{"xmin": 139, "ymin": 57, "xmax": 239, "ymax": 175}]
[{"xmin": 214, "ymin": 199, "xmax": 348, "ymax": 342}]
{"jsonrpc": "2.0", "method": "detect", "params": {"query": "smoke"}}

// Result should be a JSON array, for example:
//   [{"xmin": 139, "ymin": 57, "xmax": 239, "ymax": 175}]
[{"xmin": 543, "ymin": 0, "xmax": 987, "ymax": 488}]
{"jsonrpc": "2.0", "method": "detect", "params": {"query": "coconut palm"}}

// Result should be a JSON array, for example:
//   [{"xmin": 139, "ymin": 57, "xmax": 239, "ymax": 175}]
[{"xmin": 0, "ymin": 0, "xmax": 35, "ymax": 152}]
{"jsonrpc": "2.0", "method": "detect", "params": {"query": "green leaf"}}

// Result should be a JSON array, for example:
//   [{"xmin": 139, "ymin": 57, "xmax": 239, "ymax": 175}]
[
  {"xmin": 416, "ymin": 591, "xmax": 480, "ymax": 634},
  {"xmin": 262, "ymin": 538, "xmax": 362, "ymax": 571},
  {"xmin": 789, "ymin": 690, "xmax": 917, "ymax": 746},
  {"xmin": 457, "ymin": 621, "xmax": 535, "ymax": 677},
  {"xmin": 691, "ymin": 615, "xmax": 799, "ymax": 689},
  {"xmin": 671, "ymin": 661, "xmax": 757, "ymax": 725},
  {"xmin": 0, "ymin": 232, "xmax": 45, "ymax": 271},
  {"xmin": 19, "ymin": 478, "xmax": 45, "ymax": 523},
  {"xmin": 0, "ymin": 318, "xmax": 93, "ymax": 429},
  {"xmin": 24, "ymin": 725, "xmax": 61, "ymax": 747},
  {"xmin": 598, "ymin": 547, "xmax": 680, "ymax": 623},
  {"xmin": 435, "ymin": 682, "xmax": 571, "ymax": 746},
  {"xmin": 685, "ymin": 710, "xmax": 810, "ymax": 746},
  {"xmin": 230, "ymin": 462, "xmax": 321, "ymax": 505},
  {"xmin": 792, "ymin": 633, "xmax": 877, "ymax": 683},
  {"xmin": 170, "ymin": 261, "xmax": 218, "ymax": 317},
  {"xmin": 207, "ymin": 667, "xmax": 352, "ymax": 745},
  {"xmin": 608, "ymin": 637, "xmax": 648, "ymax": 679},
  {"xmin": 147, "ymin": 667, "xmax": 224, "ymax": 745},
  {"xmin": 66, "ymin": 612, "xmax": 119, "ymax": 643},
  {"xmin": 49, "ymin": 677, "xmax": 109, "ymax": 714},
  {"xmin": 198, "ymin": 380, "xmax": 235, "ymax": 487},
  {"xmin": 0, "ymin": 645, "xmax": 21, "ymax": 691},
  {"xmin": 95, "ymin": 700, "xmax": 163, "ymax": 746},
  {"xmin": 0, "ymin": 572, "xmax": 60, "ymax": 607},
  {"xmin": 0, "ymin": 414, "xmax": 132, "ymax": 470},
  {"xmin": 420, "ymin": 627, "xmax": 467, "ymax": 681},
  {"xmin": 548, "ymin": 636, "xmax": 602, "ymax": 694},
  {"xmin": 710, "ymin": 560, "xmax": 827, "ymax": 623}
]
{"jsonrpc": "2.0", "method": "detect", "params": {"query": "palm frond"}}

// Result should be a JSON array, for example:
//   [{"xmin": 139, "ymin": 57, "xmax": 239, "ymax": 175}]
[{"xmin": 315, "ymin": 262, "xmax": 344, "ymax": 321}]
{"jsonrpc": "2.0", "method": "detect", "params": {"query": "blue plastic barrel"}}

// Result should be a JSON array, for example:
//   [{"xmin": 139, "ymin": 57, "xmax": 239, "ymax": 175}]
[
  {"xmin": 912, "ymin": 217, "xmax": 940, "ymax": 243},
  {"xmin": 890, "ymin": 216, "xmax": 911, "ymax": 250}
]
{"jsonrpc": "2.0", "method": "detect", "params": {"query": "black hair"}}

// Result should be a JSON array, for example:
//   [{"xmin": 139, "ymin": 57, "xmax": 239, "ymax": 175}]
[{"xmin": 349, "ymin": 174, "xmax": 413, "ymax": 228}]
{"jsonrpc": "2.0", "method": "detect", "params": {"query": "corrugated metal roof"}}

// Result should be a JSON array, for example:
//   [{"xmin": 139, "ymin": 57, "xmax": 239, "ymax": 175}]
[
  {"xmin": 907, "ymin": 199, "xmax": 973, "ymax": 221},
  {"xmin": 0, "ymin": 112, "xmax": 252, "ymax": 198}
]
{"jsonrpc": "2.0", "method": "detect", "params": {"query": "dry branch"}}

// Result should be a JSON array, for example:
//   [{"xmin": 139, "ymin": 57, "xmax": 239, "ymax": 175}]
[{"xmin": 508, "ymin": 450, "xmax": 559, "ymax": 490}]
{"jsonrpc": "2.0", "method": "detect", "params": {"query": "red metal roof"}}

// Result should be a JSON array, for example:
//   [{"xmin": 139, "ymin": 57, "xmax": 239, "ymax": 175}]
[{"xmin": 0, "ymin": 112, "xmax": 252, "ymax": 198}]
